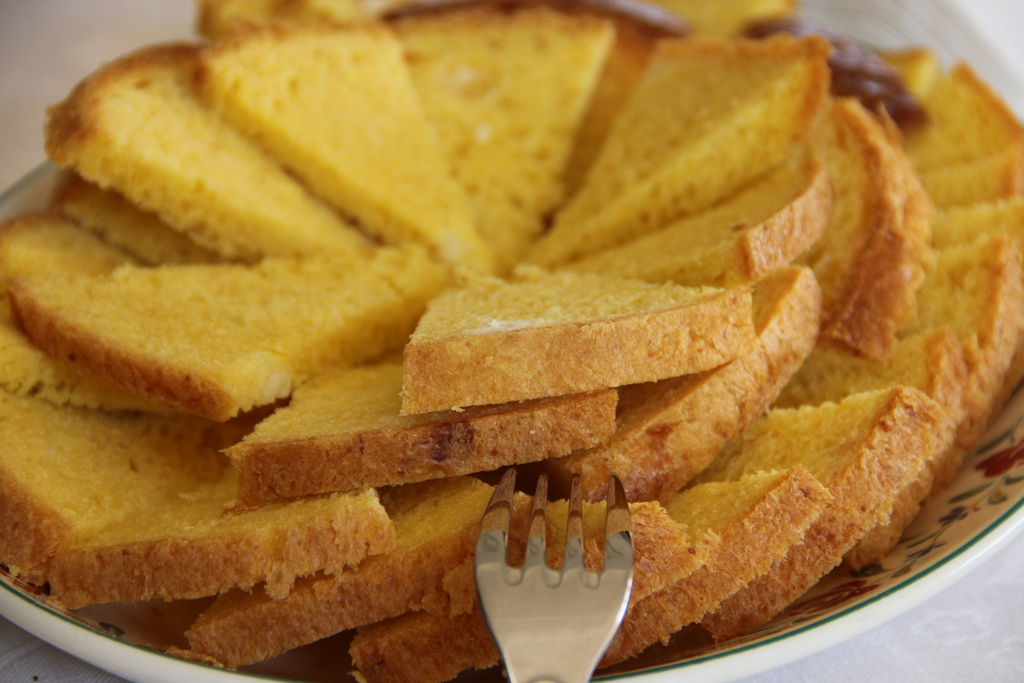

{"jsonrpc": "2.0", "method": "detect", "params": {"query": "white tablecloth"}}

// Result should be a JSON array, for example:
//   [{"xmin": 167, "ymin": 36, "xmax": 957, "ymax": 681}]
[{"xmin": 1, "ymin": 1, "xmax": 1023, "ymax": 681}]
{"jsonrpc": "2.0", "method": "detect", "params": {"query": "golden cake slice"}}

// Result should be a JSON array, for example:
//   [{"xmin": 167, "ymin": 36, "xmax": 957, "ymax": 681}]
[
  {"xmin": 695, "ymin": 386, "xmax": 954, "ymax": 640},
  {"xmin": 349, "ymin": 497, "xmax": 710, "ymax": 683},
  {"xmin": 226, "ymin": 358, "xmax": 617, "ymax": 502},
  {"xmin": 49, "ymin": 171, "xmax": 222, "ymax": 266},
  {"xmin": 401, "ymin": 268, "xmax": 757, "ymax": 413},
  {"xmin": 0, "ymin": 291, "xmax": 169, "ymax": 414},
  {"xmin": 0, "ymin": 213, "xmax": 448, "ymax": 421},
  {"xmin": 801, "ymin": 98, "xmax": 932, "ymax": 362},
  {"xmin": 197, "ymin": 23, "xmax": 493, "ymax": 272},
  {"xmin": 900, "ymin": 235, "xmax": 1024, "ymax": 453},
  {"xmin": 903, "ymin": 63, "xmax": 1024, "ymax": 209},
  {"xmin": 526, "ymin": 34, "xmax": 831, "ymax": 266},
  {"xmin": 44, "ymin": 43, "xmax": 371, "ymax": 262},
  {"xmin": 562, "ymin": 19, "xmax": 666, "ymax": 194},
  {"xmin": 602, "ymin": 467, "xmax": 829, "ymax": 665},
  {"xmin": 0, "ymin": 389, "xmax": 394, "ymax": 609},
  {"xmin": 563, "ymin": 152, "xmax": 832, "ymax": 287},
  {"xmin": 545, "ymin": 265, "xmax": 821, "ymax": 502},
  {"xmin": 392, "ymin": 5, "xmax": 614, "ymax": 273},
  {"xmin": 185, "ymin": 476, "xmax": 494, "ymax": 668}
]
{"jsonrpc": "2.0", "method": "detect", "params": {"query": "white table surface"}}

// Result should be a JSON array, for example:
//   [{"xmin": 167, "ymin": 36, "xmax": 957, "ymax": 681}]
[{"xmin": 1, "ymin": 1, "xmax": 1024, "ymax": 681}]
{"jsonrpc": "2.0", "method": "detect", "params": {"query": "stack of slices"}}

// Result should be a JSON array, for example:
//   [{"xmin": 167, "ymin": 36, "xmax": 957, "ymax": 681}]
[{"xmin": 0, "ymin": 0, "xmax": 1021, "ymax": 680}]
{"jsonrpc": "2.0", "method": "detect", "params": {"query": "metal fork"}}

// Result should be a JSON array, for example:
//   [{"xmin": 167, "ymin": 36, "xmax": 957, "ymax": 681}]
[{"xmin": 474, "ymin": 470, "xmax": 634, "ymax": 683}]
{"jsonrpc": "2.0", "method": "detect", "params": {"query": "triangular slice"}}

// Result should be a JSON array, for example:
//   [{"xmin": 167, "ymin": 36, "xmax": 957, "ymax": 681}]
[
  {"xmin": 392, "ymin": 5, "xmax": 614, "ymax": 273},
  {"xmin": 526, "ymin": 33, "xmax": 830, "ymax": 266},
  {"xmin": 695, "ymin": 386, "xmax": 953, "ymax": 640},
  {"xmin": 44, "ymin": 43, "xmax": 370, "ymax": 262},
  {"xmin": 0, "ymin": 389, "xmax": 393, "ymax": 609},
  {"xmin": 226, "ymin": 358, "xmax": 617, "ymax": 503},
  {"xmin": 801, "ymin": 98, "xmax": 932, "ymax": 362},
  {"xmin": 0, "ymin": 213, "xmax": 448, "ymax": 421},
  {"xmin": 349, "ymin": 497, "xmax": 710, "ymax": 683},
  {"xmin": 197, "ymin": 23, "xmax": 493, "ymax": 272},
  {"xmin": 401, "ymin": 268, "xmax": 757, "ymax": 413},
  {"xmin": 601, "ymin": 467, "xmax": 829, "ymax": 665},
  {"xmin": 546, "ymin": 265, "xmax": 820, "ymax": 502},
  {"xmin": 563, "ymin": 152, "xmax": 832, "ymax": 287},
  {"xmin": 185, "ymin": 476, "xmax": 495, "ymax": 668},
  {"xmin": 50, "ymin": 171, "xmax": 221, "ymax": 266}
]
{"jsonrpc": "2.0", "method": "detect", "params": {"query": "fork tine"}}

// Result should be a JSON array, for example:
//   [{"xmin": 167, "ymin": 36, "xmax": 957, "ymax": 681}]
[
  {"xmin": 563, "ymin": 473, "xmax": 584, "ymax": 572},
  {"xmin": 477, "ymin": 469, "xmax": 516, "ymax": 565},
  {"xmin": 603, "ymin": 474, "xmax": 634, "ymax": 572},
  {"xmin": 523, "ymin": 474, "xmax": 548, "ymax": 570}
]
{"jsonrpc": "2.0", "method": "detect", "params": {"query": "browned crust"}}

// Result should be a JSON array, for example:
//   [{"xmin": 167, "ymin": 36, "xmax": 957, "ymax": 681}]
[
  {"xmin": 351, "ymin": 500, "xmax": 704, "ymax": 682},
  {"xmin": 701, "ymin": 387, "xmax": 950, "ymax": 640},
  {"xmin": 401, "ymin": 287, "xmax": 757, "ymax": 413},
  {"xmin": 5, "ymin": 279, "xmax": 239, "ymax": 421},
  {"xmin": 818, "ymin": 101, "xmax": 932, "ymax": 363},
  {"xmin": 42, "ymin": 494, "xmax": 396, "ymax": 610},
  {"xmin": 351, "ymin": 609, "xmax": 495, "ymax": 683},
  {"xmin": 546, "ymin": 266, "xmax": 821, "ymax": 502},
  {"xmin": 601, "ymin": 467, "xmax": 830, "ymax": 666},
  {"xmin": 44, "ymin": 43, "xmax": 203, "ymax": 172},
  {"xmin": 187, "ymin": 509, "xmax": 481, "ymax": 668},
  {"xmin": 228, "ymin": 389, "xmax": 618, "ymax": 503},
  {"xmin": 736, "ymin": 162, "xmax": 833, "ymax": 283},
  {"xmin": 954, "ymin": 236, "xmax": 1024, "ymax": 453},
  {"xmin": 0, "ymin": 467, "xmax": 70, "ymax": 582}
]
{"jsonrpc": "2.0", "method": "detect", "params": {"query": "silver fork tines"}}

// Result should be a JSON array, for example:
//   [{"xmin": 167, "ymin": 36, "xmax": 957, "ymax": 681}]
[{"xmin": 475, "ymin": 470, "xmax": 634, "ymax": 683}]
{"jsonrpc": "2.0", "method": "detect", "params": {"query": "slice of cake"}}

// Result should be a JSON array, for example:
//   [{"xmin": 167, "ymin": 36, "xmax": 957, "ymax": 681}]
[
  {"xmin": 197, "ymin": 23, "xmax": 493, "ymax": 272},
  {"xmin": 601, "ymin": 467, "xmax": 829, "ymax": 665},
  {"xmin": 349, "ymin": 497, "xmax": 711, "ymax": 683},
  {"xmin": 695, "ymin": 386, "xmax": 953, "ymax": 640},
  {"xmin": 49, "ymin": 171, "xmax": 222, "ymax": 266},
  {"xmin": 44, "ymin": 43, "xmax": 371, "ymax": 262},
  {"xmin": 545, "ymin": 265, "xmax": 821, "ymax": 502},
  {"xmin": 900, "ymin": 235, "xmax": 1024, "ymax": 453},
  {"xmin": 185, "ymin": 476, "xmax": 494, "ymax": 668},
  {"xmin": 563, "ymin": 152, "xmax": 832, "ymax": 287},
  {"xmin": 904, "ymin": 63, "xmax": 1024, "ymax": 172},
  {"xmin": 392, "ymin": 5, "xmax": 614, "ymax": 273},
  {"xmin": 0, "ymin": 389, "xmax": 394, "ymax": 608},
  {"xmin": 0, "ymin": 213, "xmax": 448, "ymax": 421},
  {"xmin": 226, "ymin": 358, "xmax": 617, "ymax": 503},
  {"xmin": 801, "ymin": 98, "xmax": 932, "ymax": 362},
  {"xmin": 401, "ymin": 268, "xmax": 756, "ymax": 413},
  {"xmin": 903, "ymin": 63, "xmax": 1024, "ymax": 209},
  {"xmin": 526, "ymin": 33, "xmax": 830, "ymax": 266},
  {"xmin": 0, "ymin": 288, "xmax": 169, "ymax": 414}
]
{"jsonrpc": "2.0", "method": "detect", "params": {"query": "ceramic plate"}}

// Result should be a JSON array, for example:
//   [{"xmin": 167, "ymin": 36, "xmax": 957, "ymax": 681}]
[{"xmin": 3, "ymin": 0, "xmax": 1024, "ymax": 680}]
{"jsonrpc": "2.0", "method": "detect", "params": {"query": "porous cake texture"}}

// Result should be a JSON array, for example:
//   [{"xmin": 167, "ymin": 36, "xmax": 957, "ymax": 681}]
[
  {"xmin": 401, "ymin": 268, "xmax": 756, "ymax": 413},
  {"xmin": 0, "ymin": 389, "xmax": 394, "ymax": 608},
  {"xmin": 44, "ymin": 43, "xmax": 371, "ymax": 262},
  {"xmin": 226, "ymin": 358, "xmax": 618, "ymax": 502},
  {"xmin": 185, "ymin": 476, "xmax": 494, "ymax": 668},
  {"xmin": 394, "ymin": 6, "xmax": 615, "ymax": 273},
  {"xmin": 526, "ymin": 34, "xmax": 830, "ymax": 266},
  {"xmin": 564, "ymin": 152, "xmax": 832, "ymax": 287},
  {"xmin": 0, "ymin": 213, "xmax": 448, "ymax": 421},
  {"xmin": 197, "ymin": 23, "xmax": 494, "ymax": 272},
  {"xmin": 546, "ymin": 265, "xmax": 821, "ymax": 502}
]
